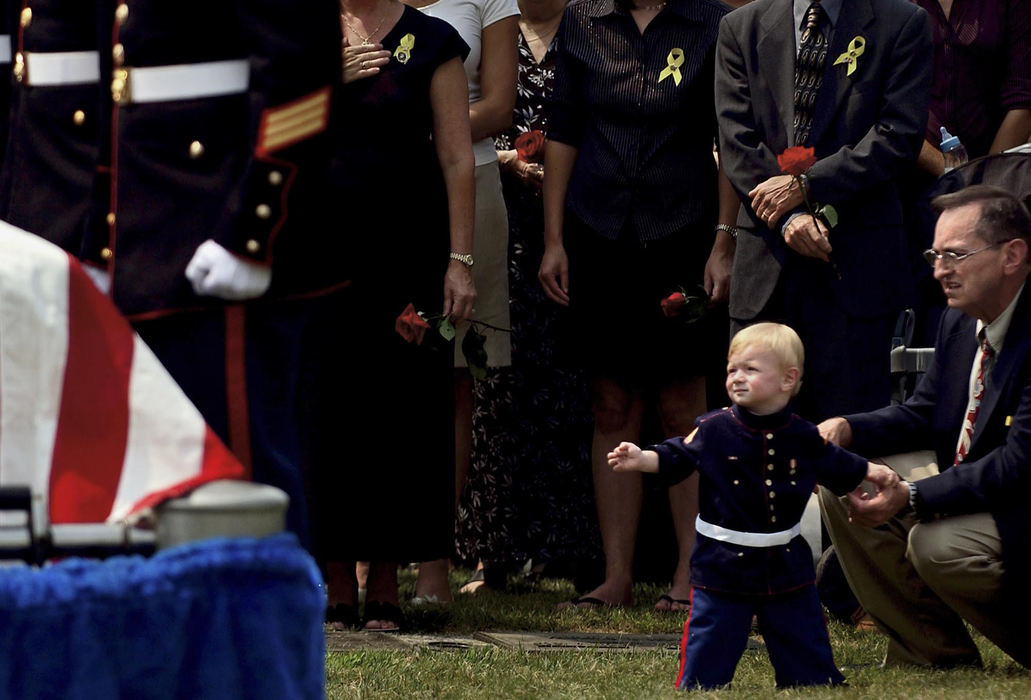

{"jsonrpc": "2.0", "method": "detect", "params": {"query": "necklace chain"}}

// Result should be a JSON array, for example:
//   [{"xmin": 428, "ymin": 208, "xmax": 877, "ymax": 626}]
[
  {"xmin": 633, "ymin": 1, "xmax": 667, "ymax": 10},
  {"xmin": 521, "ymin": 17, "xmax": 560, "ymax": 46},
  {"xmin": 341, "ymin": 8, "xmax": 386, "ymax": 45}
]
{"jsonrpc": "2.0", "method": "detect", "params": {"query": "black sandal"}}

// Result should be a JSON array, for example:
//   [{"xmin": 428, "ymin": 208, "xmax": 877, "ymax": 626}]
[
  {"xmin": 461, "ymin": 566, "xmax": 507, "ymax": 591},
  {"xmin": 325, "ymin": 603, "xmax": 359, "ymax": 629},
  {"xmin": 363, "ymin": 601, "xmax": 403, "ymax": 632}
]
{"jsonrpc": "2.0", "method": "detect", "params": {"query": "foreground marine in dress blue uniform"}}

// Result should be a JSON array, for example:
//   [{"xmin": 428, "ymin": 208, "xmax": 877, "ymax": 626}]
[{"xmin": 609, "ymin": 323, "xmax": 899, "ymax": 689}]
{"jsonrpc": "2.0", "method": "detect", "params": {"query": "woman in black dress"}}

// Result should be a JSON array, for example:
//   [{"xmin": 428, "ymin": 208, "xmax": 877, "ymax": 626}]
[{"xmin": 312, "ymin": 0, "xmax": 475, "ymax": 630}]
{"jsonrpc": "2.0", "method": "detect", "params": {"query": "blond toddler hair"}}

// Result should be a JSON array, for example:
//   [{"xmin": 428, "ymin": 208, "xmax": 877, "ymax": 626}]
[{"xmin": 728, "ymin": 323, "xmax": 804, "ymax": 396}]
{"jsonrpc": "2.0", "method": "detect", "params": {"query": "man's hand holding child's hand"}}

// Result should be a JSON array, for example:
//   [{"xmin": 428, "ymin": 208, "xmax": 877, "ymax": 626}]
[{"xmin": 847, "ymin": 462, "xmax": 907, "ymax": 527}]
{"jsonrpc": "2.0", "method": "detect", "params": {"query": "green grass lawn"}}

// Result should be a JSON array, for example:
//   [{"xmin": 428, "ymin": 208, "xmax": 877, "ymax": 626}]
[{"xmin": 326, "ymin": 567, "xmax": 1030, "ymax": 698}]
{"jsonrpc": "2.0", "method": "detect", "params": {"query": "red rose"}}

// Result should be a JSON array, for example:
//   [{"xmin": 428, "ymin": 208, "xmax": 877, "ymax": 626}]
[
  {"xmin": 514, "ymin": 130, "xmax": 545, "ymax": 162},
  {"xmin": 777, "ymin": 146, "xmax": 817, "ymax": 176},
  {"xmin": 395, "ymin": 303, "xmax": 431, "ymax": 344},
  {"xmin": 661, "ymin": 292, "xmax": 686, "ymax": 317}
]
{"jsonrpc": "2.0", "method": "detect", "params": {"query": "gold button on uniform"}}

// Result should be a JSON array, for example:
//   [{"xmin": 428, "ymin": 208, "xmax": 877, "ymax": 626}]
[
  {"xmin": 73, "ymin": 110, "xmax": 86, "ymax": 126},
  {"xmin": 767, "ymin": 464, "xmax": 774, "ymax": 471},
  {"xmin": 732, "ymin": 479, "xmax": 739, "ymax": 485},
  {"xmin": 246, "ymin": 239, "xmax": 261, "ymax": 253},
  {"xmin": 106, "ymin": 212, "xmax": 116, "ymax": 226},
  {"xmin": 116, "ymin": 3, "xmax": 129, "ymax": 24},
  {"xmin": 100, "ymin": 247, "xmax": 113, "ymax": 260},
  {"xmin": 20, "ymin": 7, "xmax": 31, "ymax": 28},
  {"xmin": 268, "ymin": 170, "xmax": 283, "ymax": 186},
  {"xmin": 767, "ymin": 449, "xmax": 775, "ymax": 456},
  {"xmin": 255, "ymin": 204, "xmax": 271, "ymax": 219},
  {"xmin": 769, "ymin": 491, "xmax": 776, "ymax": 498},
  {"xmin": 766, "ymin": 433, "xmax": 774, "ymax": 439},
  {"xmin": 13, "ymin": 53, "xmax": 24, "ymax": 83},
  {"xmin": 112, "ymin": 44, "xmax": 125, "ymax": 66},
  {"xmin": 111, "ymin": 69, "xmax": 127, "ymax": 103},
  {"xmin": 188, "ymin": 141, "xmax": 205, "ymax": 159},
  {"xmin": 765, "ymin": 479, "xmax": 772, "ymax": 486}
]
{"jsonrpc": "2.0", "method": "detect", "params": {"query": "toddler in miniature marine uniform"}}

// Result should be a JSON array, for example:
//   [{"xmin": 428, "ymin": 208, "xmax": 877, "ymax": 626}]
[{"xmin": 608, "ymin": 323, "xmax": 899, "ymax": 689}]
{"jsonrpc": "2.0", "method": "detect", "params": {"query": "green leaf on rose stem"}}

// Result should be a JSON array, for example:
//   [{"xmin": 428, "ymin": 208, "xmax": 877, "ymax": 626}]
[
  {"xmin": 438, "ymin": 317, "xmax": 456, "ymax": 341},
  {"xmin": 681, "ymin": 296, "xmax": 707, "ymax": 324},
  {"xmin": 462, "ymin": 325, "xmax": 489, "ymax": 380},
  {"xmin": 819, "ymin": 204, "xmax": 839, "ymax": 228}
]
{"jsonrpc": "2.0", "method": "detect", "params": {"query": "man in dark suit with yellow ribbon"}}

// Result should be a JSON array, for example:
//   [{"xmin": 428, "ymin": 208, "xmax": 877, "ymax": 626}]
[{"xmin": 715, "ymin": 0, "xmax": 932, "ymax": 421}]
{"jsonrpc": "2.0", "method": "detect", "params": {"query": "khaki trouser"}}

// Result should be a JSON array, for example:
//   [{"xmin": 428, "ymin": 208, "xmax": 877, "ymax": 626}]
[{"xmin": 819, "ymin": 451, "xmax": 1030, "ymax": 668}]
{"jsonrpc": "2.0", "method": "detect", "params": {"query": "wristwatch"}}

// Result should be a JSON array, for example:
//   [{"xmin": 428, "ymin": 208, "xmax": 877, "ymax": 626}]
[
  {"xmin": 907, "ymin": 481, "xmax": 921, "ymax": 516},
  {"xmin": 715, "ymin": 223, "xmax": 738, "ymax": 240},
  {"xmin": 449, "ymin": 252, "xmax": 474, "ymax": 267}
]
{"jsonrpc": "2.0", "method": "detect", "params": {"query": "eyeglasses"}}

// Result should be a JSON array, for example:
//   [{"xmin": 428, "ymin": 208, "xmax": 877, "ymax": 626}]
[{"xmin": 922, "ymin": 241, "xmax": 1012, "ymax": 269}]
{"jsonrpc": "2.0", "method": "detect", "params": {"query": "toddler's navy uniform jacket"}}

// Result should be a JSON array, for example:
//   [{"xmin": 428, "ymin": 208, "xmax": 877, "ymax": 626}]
[{"xmin": 651, "ymin": 404, "xmax": 868, "ymax": 595}]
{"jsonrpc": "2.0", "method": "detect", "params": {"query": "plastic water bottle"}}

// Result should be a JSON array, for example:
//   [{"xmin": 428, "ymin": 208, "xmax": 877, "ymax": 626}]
[{"xmin": 940, "ymin": 126, "xmax": 969, "ymax": 173}]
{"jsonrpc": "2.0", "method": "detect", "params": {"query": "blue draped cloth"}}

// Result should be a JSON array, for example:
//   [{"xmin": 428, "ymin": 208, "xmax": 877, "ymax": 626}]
[{"xmin": 0, "ymin": 534, "xmax": 325, "ymax": 699}]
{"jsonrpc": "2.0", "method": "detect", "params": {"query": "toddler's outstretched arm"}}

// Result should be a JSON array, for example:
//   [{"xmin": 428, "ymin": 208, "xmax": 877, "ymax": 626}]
[{"xmin": 607, "ymin": 442, "xmax": 660, "ymax": 473}]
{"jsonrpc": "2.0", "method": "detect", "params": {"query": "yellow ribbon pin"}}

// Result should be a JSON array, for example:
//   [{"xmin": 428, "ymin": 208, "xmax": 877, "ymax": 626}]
[
  {"xmin": 394, "ymin": 34, "xmax": 415, "ymax": 64},
  {"xmin": 833, "ymin": 36, "xmax": 866, "ymax": 76},
  {"xmin": 658, "ymin": 48, "xmax": 684, "ymax": 86}
]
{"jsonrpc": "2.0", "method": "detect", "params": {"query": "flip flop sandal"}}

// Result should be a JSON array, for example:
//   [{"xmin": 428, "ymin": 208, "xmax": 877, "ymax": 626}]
[
  {"xmin": 556, "ymin": 595, "xmax": 622, "ymax": 610},
  {"xmin": 655, "ymin": 594, "xmax": 691, "ymax": 612}
]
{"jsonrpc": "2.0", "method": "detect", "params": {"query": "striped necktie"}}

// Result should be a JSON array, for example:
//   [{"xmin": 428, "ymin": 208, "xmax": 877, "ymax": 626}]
[
  {"xmin": 954, "ymin": 331, "xmax": 995, "ymax": 465},
  {"xmin": 793, "ymin": 2, "xmax": 828, "ymax": 146}
]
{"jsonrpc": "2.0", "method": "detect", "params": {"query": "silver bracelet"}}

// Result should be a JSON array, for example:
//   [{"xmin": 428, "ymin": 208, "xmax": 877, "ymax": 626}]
[{"xmin": 715, "ymin": 223, "xmax": 738, "ymax": 240}]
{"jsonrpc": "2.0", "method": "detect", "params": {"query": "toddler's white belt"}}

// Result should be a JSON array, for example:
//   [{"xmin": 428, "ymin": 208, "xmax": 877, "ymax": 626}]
[
  {"xmin": 18, "ymin": 50, "xmax": 100, "ymax": 86},
  {"xmin": 0, "ymin": 36, "xmax": 10, "ymax": 64},
  {"xmin": 113, "ymin": 59, "xmax": 249, "ymax": 105},
  {"xmin": 695, "ymin": 515, "xmax": 801, "ymax": 548}
]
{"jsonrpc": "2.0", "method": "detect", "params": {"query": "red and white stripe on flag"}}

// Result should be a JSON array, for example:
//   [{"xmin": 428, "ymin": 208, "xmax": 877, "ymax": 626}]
[{"xmin": 0, "ymin": 222, "xmax": 244, "ymax": 524}]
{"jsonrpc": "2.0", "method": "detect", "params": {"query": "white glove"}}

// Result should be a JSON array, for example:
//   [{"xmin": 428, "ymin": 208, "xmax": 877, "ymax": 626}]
[{"xmin": 184, "ymin": 239, "xmax": 272, "ymax": 301}]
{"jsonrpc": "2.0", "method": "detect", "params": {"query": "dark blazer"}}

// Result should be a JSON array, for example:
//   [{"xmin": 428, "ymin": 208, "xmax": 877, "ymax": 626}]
[
  {"xmin": 846, "ymin": 283, "xmax": 1031, "ymax": 583},
  {"xmin": 715, "ymin": 0, "xmax": 931, "ymax": 320}
]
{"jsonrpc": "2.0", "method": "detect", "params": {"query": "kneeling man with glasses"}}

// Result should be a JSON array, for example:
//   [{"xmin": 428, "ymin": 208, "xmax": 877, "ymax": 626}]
[{"xmin": 817, "ymin": 184, "xmax": 1031, "ymax": 669}]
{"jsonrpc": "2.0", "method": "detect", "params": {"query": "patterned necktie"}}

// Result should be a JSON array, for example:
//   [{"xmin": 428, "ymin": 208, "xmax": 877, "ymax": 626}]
[
  {"xmin": 954, "ymin": 331, "xmax": 995, "ymax": 465},
  {"xmin": 793, "ymin": 2, "xmax": 828, "ymax": 146}
]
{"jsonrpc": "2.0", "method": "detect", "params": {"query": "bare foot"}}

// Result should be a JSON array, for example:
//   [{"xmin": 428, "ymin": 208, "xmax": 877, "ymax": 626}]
[
  {"xmin": 458, "ymin": 578, "xmax": 488, "ymax": 595},
  {"xmin": 363, "ymin": 617, "xmax": 400, "ymax": 632},
  {"xmin": 457, "ymin": 563, "xmax": 492, "ymax": 595}
]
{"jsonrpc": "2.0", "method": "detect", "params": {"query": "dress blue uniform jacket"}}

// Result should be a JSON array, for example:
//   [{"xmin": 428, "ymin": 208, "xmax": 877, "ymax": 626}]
[
  {"xmin": 0, "ymin": 1, "xmax": 342, "ymax": 318},
  {"xmin": 845, "ymin": 284, "xmax": 1031, "ymax": 587},
  {"xmin": 0, "ymin": 1, "xmax": 111, "ymax": 253},
  {"xmin": 652, "ymin": 404, "xmax": 867, "ymax": 595}
]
